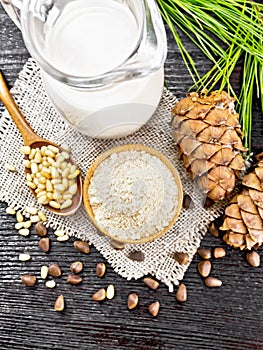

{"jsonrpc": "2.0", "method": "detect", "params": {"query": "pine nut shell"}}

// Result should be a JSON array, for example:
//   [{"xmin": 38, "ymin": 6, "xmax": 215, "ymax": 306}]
[
  {"xmin": 92, "ymin": 288, "xmax": 106, "ymax": 301},
  {"xmin": 176, "ymin": 283, "xmax": 187, "ymax": 302},
  {"xmin": 143, "ymin": 277, "xmax": 159, "ymax": 290},
  {"xmin": 205, "ymin": 276, "xmax": 222, "ymax": 287},
  {"xmin": 21, "ymin": 274, "xmax": 37, "ymax": 287},
  {"xmin": 127, "ymin": 293, "xmax": 139, "ymax": 310},
  {"xmin": 54, "ymin": 295, "xmax": 65, "ymax": 312},
  {"xmin": 198, "ymin": 260, "xmax": 212, "ymax": 277},
  {"xmin": 149, "ymin": 301, "xmax": 160, "ymax": 317}
]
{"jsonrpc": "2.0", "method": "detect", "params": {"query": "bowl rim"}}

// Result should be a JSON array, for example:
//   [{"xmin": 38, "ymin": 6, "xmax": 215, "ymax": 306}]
[{"xmin": 83, "ymin": 144, "xmax": 183, "ymax": 244}]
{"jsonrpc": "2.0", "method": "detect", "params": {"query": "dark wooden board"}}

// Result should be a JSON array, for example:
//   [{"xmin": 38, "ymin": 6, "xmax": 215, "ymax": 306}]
[{"xmin": 0, "ymin": 5, "xmax": 263, "ymax": 350}]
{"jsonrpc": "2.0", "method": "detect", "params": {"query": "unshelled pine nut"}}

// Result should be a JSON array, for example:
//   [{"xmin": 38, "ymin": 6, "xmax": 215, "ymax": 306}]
[
  {"xmin": 175, "ymin": 284, "xmax": 187, "ymax": 302},
  {"xmin": 198, "ymin": 260, "xmax": 212, "ymax": 278},
  {"xmin": 197, "ymin": 248, "xmax": 211, "ymax": 260},
  {"xmin": 48, "ymin": 263, "xmax": 62, "ymax": 277},
  {"xmin": 39, "ymin": 237, "xmax": 50, "ymax": 253},
  {"xmin": 173, "ymin": 252, "xmax": 189, "ymax": 265},
  {"xmin": 209, "ymin": 222, "xmax": 220, "ymax": 237},
  {"xmin": 96, "ymin": 263, "xmax": 106, "ymax": 278},
  {"xmin": 214, "ymin": 247, "xmax": 226, "ymax": 258},
  {"xmin": 54, "ymin": 295, "xmax": 65, "ymax": 312},
  {"xmin": 21, "ymin": 274, "xmax": 37, "ymax": 287},
  {"xmin": 127, "ymin": 293, "xmax": 138, "ymax": 310},
  {"xmin": 205, "ymin": 276, "xmax": 222, "ymax": 287},
  {"xmin": 246, "ymin": 251, "xmax": 260, "ymax": 267},
  {"xmin": 73, "ymin": 241, "xmax": 90, "ymax": 254},
  {"xmin": 92, "ymin": 288, "xmax": 106, "ymax": 301},
  {"xmin": 35, "ymin": 222, "xmax": 47, "ymax": 237},
  {"xmin": 70, "ymin": 261, "xmax": 83, "ymax": 274},
  {"xmin": 149, "ymin": 301, "xmax": 160, "ymax": 317},
  {"xmin": 143, "ymin": 277, "xmax": 159, "ymax": 290},
  {"xmin": 67, "ymin": 274, "xmax": 82, "ymax": 285}
]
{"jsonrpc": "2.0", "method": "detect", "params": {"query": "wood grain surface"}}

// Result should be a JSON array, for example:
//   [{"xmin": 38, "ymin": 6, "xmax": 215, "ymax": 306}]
[{"xmin": 1, "ymin": 5, "xmax": 263, "ymax": 350}]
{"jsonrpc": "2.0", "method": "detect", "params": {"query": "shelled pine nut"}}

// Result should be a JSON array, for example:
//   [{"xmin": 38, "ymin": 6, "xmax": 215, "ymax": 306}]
[
  {"xmin": 4, "ymin": 163, "xmax": 17, "ymax": 172},
  {"xmin": 6, "ymin": 207, "xmax": 16, "ymax": 215},
  {"xmin": 20, "ymin": 145, "xmax": 80, "ymax": 210}
]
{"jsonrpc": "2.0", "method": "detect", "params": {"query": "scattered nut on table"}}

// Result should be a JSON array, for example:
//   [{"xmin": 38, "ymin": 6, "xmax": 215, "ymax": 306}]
[
  {"xmin": 21, "ymin": 274, "xmax": 37, "ymax": 287},
  {"xmin": 246, "ymin": 251, "xmax": 260, "ymax": 267},
  {"xmin": 92, "ymin": 288, "xmax": 106, "ymax": 301},
  {"xmin": 214, "ymin": 247, "xmax": 226, "ymax": 259},
  {"xmin": 176, "ymin": 284, "xmax": 187, "ymax": 302},
  {"xmin": 54, "ymin": 295, "xmax": 65, "ymax": 312},
  {"xmin": 148, "ymin": 301, "xmax": 160, "ymax": 317},
  {"xmin": 73, "ymin": 240, "xmax": 90, "ymax": 254},
  {"xmin": 39, "ymin": 237, "xmax": 50, "ymax": 253},
  {"xmin": 48, "ymin": 263, "xmax": 62, "ymax": 277},
  {"xmin": 197, "ymin": 248, "xmax": 211, "ymax": 260},
  {"xmin": 70, "ymin": 261, "xmax": 83, "ymax": 274},
  {"xmin": 96, "ymin": 262, "xmax": 106, "ymax": 278},
  {"xmin": 143, "ymin": 277, "xmax": 159, "ymax": 290},
  {"xmin": 198, "ymin": 260, "xmax": 212, "ymax": 278},
  {"xmin": 205, "ymin": 276, "xmax": 222, "ymax": 287},
  {"xmin": 35, "ymin": 222, "xmax": 47, "ymax": 237},
  {"xmin": 127, "ymin": 293, "xmax": 139, "ymax": 310},
  {"xmin": 66, "ymin": 274, "xmax": 82, "ymax": 285}
]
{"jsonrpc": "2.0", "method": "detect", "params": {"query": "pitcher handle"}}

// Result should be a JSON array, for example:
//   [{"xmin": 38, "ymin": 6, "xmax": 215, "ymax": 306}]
[
  {"xmin": 2, "ymin": 0, "xmax": 22, "ymax": 28},
  {"xmin": 4, "ymin": 0, "xmax": 22, "ymax": 9}
]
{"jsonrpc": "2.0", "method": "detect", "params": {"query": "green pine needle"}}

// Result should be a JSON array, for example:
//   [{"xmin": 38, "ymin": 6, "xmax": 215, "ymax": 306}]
[{"xmin": 157, "ymin": 0, "xmax": 263, "ymax": 153}]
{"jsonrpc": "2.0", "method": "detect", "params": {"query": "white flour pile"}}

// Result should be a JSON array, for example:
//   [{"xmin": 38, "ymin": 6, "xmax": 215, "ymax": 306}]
[{"xmin": 88, "ymin": 150, "xmax": 179, "ymax": 241}]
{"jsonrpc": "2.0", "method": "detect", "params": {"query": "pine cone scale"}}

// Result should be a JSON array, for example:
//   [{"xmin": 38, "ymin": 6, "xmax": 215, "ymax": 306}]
[
  {"xmin": 172, "ymin": 91, "xmax": 246, "ymax": 202},
  {"xmin": 221, "ymin": 154, "xmax": 263, "ymax": 249}
]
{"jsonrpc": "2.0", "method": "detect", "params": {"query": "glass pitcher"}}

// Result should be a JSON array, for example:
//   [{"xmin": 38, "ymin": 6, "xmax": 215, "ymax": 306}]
[{"xmin": 4, "ymin": 0, "xmax": 167, "ymax": 138}]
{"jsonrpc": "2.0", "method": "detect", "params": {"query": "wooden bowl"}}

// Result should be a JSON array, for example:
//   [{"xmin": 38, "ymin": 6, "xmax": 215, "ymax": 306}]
[{"xmin": 83, "ymin": 144, "xmax": 183, "ymax": 244}]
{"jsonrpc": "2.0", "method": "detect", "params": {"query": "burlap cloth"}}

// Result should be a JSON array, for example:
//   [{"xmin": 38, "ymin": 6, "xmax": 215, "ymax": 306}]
[{"xmin": 0, "ymin": 59, "xmax": 225, "ymax": 292}]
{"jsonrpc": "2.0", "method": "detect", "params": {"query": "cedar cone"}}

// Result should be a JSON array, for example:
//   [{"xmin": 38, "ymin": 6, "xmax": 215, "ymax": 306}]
[
  {"xmin": 221, "ymin": 153, "xmax": 263, "ymax": 250},
  {"xmin": 172, "ymin": 90, "xmax": 246, "ymax": 202}
]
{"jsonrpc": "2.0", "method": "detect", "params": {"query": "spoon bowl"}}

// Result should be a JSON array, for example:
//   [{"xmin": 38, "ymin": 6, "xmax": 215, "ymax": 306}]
[{"xmin": 0, "ymin": 70, "xmax": 82, "ymax": 216}]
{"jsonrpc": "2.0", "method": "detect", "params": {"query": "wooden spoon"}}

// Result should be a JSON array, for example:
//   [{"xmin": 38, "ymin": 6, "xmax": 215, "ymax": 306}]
[{"xmin": 0, "ymin": 70, "xmax": 82, "ymax": 216}]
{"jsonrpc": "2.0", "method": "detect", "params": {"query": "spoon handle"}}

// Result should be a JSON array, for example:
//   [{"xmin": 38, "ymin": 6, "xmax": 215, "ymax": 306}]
[{"xmin": 0, "ymin": 70, "xmax": 39, "ymax": 145}]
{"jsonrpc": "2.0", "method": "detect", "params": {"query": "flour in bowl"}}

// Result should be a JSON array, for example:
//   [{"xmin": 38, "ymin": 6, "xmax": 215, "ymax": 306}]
[{"xmin": 87, "ymin": 150, "xmax": 180, "ymax": 241}]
